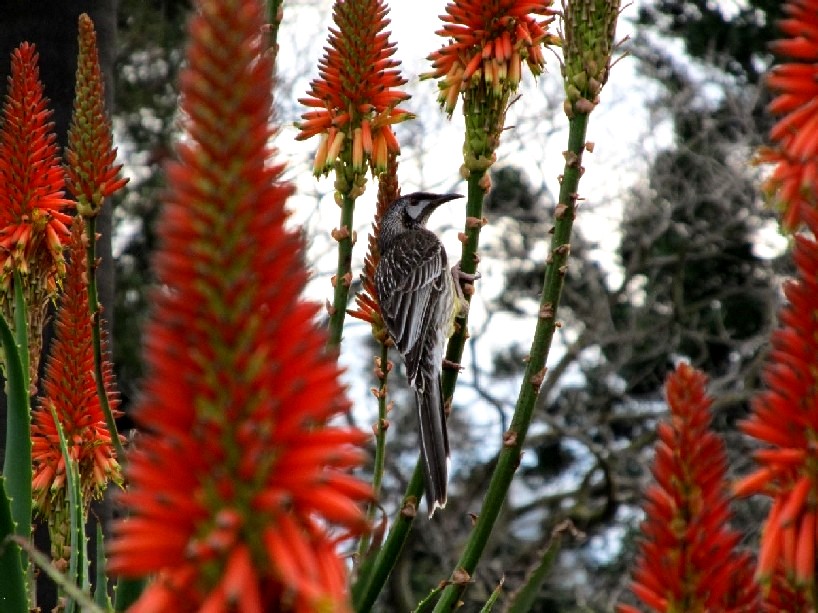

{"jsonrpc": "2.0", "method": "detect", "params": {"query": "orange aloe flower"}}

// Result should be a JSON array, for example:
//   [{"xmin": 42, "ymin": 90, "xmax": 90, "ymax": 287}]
[
  {"xmin": 106, "ymin": 0, "xmax": 371, "ymax": 611},
  {"xmin": 756, "ymin": 0, "xmax": 818, "ymax": 231},
  {"xmin": 346, "ymin": 152, "xmax": 399, "ymax": 342},
  {"xmin": 31, "ymin": 218, "xmax": 122, "ymax": 563},
  {"xmin": 422, "ymin": 0, "xmax": 557, "ymax": 117},
  {"xmin": 620, "ymin": 363, "xmax": 759, "ymax": 613},
  {"xmin": 296, "ymin": 0, "xmax": 412, "ymax": 177},
  {"xmin": 64, "ymin": 13, "xmax": 128, "ymax": 218},
  {"xmin": 734, "ymin": 205, "xmax": 818, "ymax": 603},
  {"xmin": 0, "ymin": 43, "xmax": 73, "ymax": 381}
]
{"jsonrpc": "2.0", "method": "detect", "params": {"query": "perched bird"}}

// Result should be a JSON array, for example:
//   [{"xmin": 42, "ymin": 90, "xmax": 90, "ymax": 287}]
[{"xmin": 374, "ymin": 192, "xmax": 474, "ymax": 517}]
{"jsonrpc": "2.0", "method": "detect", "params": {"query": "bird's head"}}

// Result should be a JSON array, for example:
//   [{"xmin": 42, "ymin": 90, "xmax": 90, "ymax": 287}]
[{"xmin": 379, "ymin": 192, "xmax": 463, "ymax": 250}]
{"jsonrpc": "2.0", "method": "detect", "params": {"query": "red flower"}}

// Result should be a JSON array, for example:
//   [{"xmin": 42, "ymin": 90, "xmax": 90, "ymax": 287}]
[
  {"xmin": 346, "ymin": 152, "xmax": 399, "ymax": 342},
  {"xmin": 734, "ymin": 205, "xmax": 818, "ymax": 602},
  {"xmin": 31, "ymin": 218, "xmax": 121, "ymax": 561},
  {"xmin": 756, "ymin": 0, "xmax": 818, "ymax": 231},
  {"xmin": 65, "ymin": 13, "xmax": 128, "ymax": 217},
  {"xmin": 106, "ymin": 1, "xmax": 371, "ymax": 611},
  {"xmin": 422, "ymin": 0, "xmax": 556, "ymax": 115},
  {"xmin": 0, "ymin": 43, "xmax": 73, "ymax": 379},
  {"xmin": 621, "ymin": 363, "xmax": 759, "ymax": 612},
  {"xmin": 296, "ymin": 0, "xmax": 412, "ymax": 176}
]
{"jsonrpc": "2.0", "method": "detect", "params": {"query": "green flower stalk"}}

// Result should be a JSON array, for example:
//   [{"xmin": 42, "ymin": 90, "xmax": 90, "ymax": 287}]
[
  {"xmin": 431, "ymin": 0, "xmax": 621, "ymax": 610},
  {"xmin": 354, "ymin": 3, "xmax": 559, "ymax": 610}
]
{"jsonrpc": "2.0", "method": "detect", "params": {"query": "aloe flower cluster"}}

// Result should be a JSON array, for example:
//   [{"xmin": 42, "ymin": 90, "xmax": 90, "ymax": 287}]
[
  {"xmin": 65, "ymin": 14, "xmax": 127, "ymax": 218},
  {"xmin": 621, "ymin": 364, "xmax": 759, "ymax": 612},
  {"xmin": 106, "ymin": 0, "xmax": 371, "ymax": 610},
  {"xmin": 31, "ymin": 219, "xmax": 121, "ymax": 564},
  {"xmin": 733, "ymin": 206, "xmax": 818, "ymax": 606},
  {"xmin": 296, "ymin": 0, "xmax": 412, "ymax": 181},
  {"xmin": 561, "ymin": 0, "xmax": 621, "ymax": 117},
  {"xmin": 423, "ymin": 0, "xmax": 556, "ymax": 165},
  {"xmin": 347, "ymin": 152, "xmax": 400, "ymax": 342},
  {"xmin": 423, "ymin": 0, "xmax": 556, "ymax": 116},
  {"xmin": 0, "ymin": 43, "xmax": 73, "ymax": 383},
  {"xmin": 756, "ymin": 0, "xmax": 818, "ymax": 231}
]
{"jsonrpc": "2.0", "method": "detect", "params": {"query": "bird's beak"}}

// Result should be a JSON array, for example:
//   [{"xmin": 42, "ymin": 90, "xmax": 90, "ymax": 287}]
[{"xmin": 431, "ymin": 193, "xmax": 463, "ymax": 208}]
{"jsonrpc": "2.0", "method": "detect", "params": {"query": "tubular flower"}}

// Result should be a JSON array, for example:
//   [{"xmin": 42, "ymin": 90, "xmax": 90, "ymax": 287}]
[
  {"xmin": 295, "ymin": 0, "xmax": 412, "ymax": 179},
  {"xmin": 734, "ymin": 205, "xmax": 818, "ymax": 602},
  {"xmin": 422, "ymin": 1, "xmax": 556, "ymax": 117},
  {"xmin": 346, "ymin": 151, "xmax": 399, "ymax": 343},
  {"xmin": 31, "ymin": 218, "xmax": 122, "ymax": 564},
  {"xmin": 561, "ymin": 0, "xmax": 621, "ymax": 117},
  {"xmin": 0, "ymin": 43, "xmax": 73, "ymax": 382},
  {"xmin": 106, "ymin": 1, "xmax": 371, "ymax": 611},
  {"xmin": 755, "ymin": 0, "xmax": 818, "ymax": 232},
  {"xmin": 620, "ymin": 363, "xmax": 760, "ymax": 613},
  {"xmin": 65, "ymin": 13, "xmax": 128, "ymax": 218}
]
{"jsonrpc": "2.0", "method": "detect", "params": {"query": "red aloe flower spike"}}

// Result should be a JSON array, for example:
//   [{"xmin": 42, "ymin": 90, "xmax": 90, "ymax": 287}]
[
  {"xmin": 0, "ymin": 43, "xmax": 74, "ymax": 383},
  {"xmin": 735, "ymin": 204, "xmax": 818, "ymax": 603},
  {"xmin": 755, "ymin": 0, "xmax": 818, "ymax": 232},
  {"xmin": 296, "ymin": 0, "xmax": 413, "ymax": 178},
  {"xmin": 621, "ymin": 363, "xmax": 760, "ymax": 612},
  {"xmin": 422, "ymin": 0, "xmax": 557, "ymax": 169},
  {"xmin": 106, "ymin": 0, "xmax": 371, "ymax": 610},
  {"xmin": 422, "ymin": 1, "xmax": 557, "ymax": 117},
  {"xmin": 31, "ymin": 217, "xmax": 122, "ymax": 565},
  {"xmin": 65, "ymin": 13, "xmax": 129, "ymax": 217},
  {"xmin": 347, "ymin": 151, "xmax": 399, "ymax": 342}
]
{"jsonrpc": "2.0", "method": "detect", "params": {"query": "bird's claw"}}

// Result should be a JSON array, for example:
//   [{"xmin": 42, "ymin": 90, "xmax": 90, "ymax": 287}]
[
  {"xmin": 451, "ymin": 261, "xmax": 481, "ymax": 283},
  {"xmin": 443, "ymin": 359, "xmax": 463, "ymax": 372}
]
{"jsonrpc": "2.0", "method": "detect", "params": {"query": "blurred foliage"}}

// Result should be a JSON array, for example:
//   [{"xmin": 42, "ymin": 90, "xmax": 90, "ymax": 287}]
[{"xmin": 113, "ymin": 0, "xmax": 189, "ymax": 406}]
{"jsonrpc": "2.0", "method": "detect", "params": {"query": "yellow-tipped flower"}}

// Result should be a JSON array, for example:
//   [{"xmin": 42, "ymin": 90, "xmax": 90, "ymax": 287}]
[
  {"xmin": 296, "ymin": 0, "xmax": 413, "ymax": 179},
  {"xmin": 422, "ymin": 1, "xmax": 557, "ymax": 117}
]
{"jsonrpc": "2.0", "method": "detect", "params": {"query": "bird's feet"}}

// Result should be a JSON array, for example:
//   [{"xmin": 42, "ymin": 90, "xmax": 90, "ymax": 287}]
[
  {"xmin": 451, "ymin": 261, "xmax": 481, "ymax": 312},
  {"xmin": 451, "ymin": 261, "xmax": 481, "ymax": 284},
  {"xmin": 443, "ymin": 358, "xmax": 463, "ymax": 372}
]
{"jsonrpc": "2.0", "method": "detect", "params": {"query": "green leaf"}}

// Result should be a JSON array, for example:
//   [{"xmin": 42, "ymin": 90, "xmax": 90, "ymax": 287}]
[
  {"xmin": 12, "ymin": 272, "xmax": 29, "ymax": 397},
  {"xmin": 94, "ymin": 522, "xmax": 112, "ymax": 610},
  {"xmin": 478, "ymin": 577, "xmax": 504, "ymax": 613},
  {"xmin": 14, "ymin": 536, "xmax": 102, "ymax": 613},
  {"xmin": 505, "ymin": 525, "xmax": 566, "ymax": 613},
  {"xmin": 114, "ymin": 576, "xmax": 145, "ymax": 612},
  {"xmin": 48, "ymin": 404, "xmax": 88, "ymax": 612},
  {"xmin": 0, "ymin": 476, "xmax": 27, "ymax": 612},
  {"xmin": 0, "ymin": 308, "xmax": 31, "ymax": 556}
]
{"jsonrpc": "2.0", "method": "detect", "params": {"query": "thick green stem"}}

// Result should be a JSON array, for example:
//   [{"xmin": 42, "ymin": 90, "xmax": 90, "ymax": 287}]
[
  {"xmin": 353, "ymin": 169, "xmax": 489, "ymax": 611},
  {"xmin": 265, "ymin": 0, "xmax": 284, "ymax": 60},
  {"xmin": 356, "ymin": 342, "xmax": 390, "ymax": 560},
  {"xmin": 327, "ymin": 191, "xmax": 356, "ymax": 347},
  {"xmin": 85, "ymin": 217, "xmax": 126, "ymax": 464},
  {"xmin": 432, "ymin": 111, "xmax": 590, "ymax": 612},
  {"xmin": 353, "ymin": 462, "xmax": 423, "ymax": 612},
  {"xmin": 442, "ymin": 169, "xmax": 486, "ymax": 394}
]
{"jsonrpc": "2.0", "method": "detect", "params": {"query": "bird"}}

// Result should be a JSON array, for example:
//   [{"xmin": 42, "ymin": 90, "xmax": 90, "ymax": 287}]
[{"xmin": 374, "ymin": 191, "xmax": 475, "ymax": 517}]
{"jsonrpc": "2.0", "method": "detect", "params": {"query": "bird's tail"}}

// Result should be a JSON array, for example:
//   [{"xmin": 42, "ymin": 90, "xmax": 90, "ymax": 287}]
[{"xmin": 415, "ymin": 373, "xmax": 450, "ymax": 517}]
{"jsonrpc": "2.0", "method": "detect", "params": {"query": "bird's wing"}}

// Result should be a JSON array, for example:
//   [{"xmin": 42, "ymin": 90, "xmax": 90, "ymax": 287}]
[{"xmin": 375, "ymin": 230, "xmax": 448, "ymax": 385}]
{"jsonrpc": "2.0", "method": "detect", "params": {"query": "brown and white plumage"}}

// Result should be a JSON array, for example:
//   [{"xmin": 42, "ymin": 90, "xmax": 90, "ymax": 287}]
[{"xmin": 374, "ymin": 192, "xmax": 461, "ymax": 516}]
